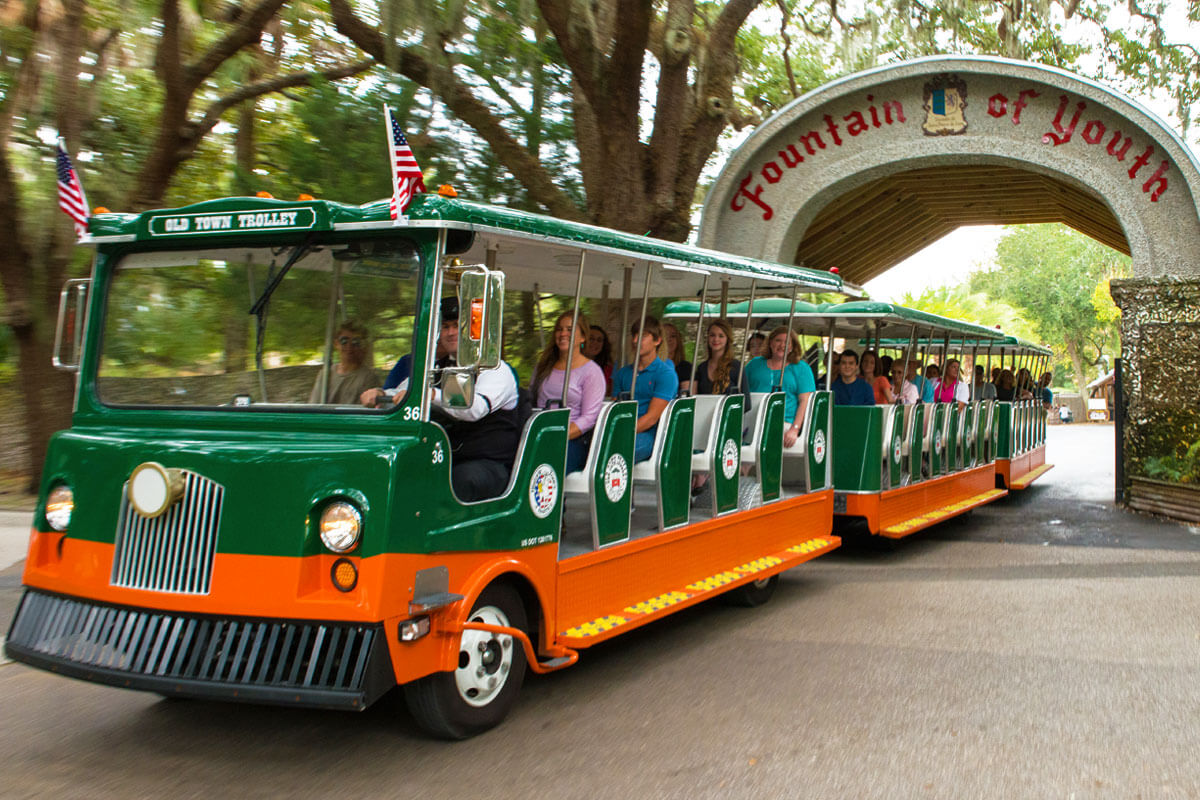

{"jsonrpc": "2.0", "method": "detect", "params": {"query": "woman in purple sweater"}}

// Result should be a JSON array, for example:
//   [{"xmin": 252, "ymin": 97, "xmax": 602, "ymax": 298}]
[{"xmin": 531, "ymin": 311, "xmax": 607, "ymax": 473}]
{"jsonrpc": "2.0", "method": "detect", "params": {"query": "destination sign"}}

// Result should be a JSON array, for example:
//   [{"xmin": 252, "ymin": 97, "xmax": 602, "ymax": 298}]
[{"xmin": 147, "ymin": 207, "xmax": 317, "ymax": 237}]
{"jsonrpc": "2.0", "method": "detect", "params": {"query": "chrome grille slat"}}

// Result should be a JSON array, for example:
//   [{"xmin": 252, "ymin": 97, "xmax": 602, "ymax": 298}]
[
  {"xmin": 7, "ymin": 592, "xmax": 382, "ymax": 701},
  {"xmin": 111, "ymin": 471, "xmax": 223, "ymax": 594}
]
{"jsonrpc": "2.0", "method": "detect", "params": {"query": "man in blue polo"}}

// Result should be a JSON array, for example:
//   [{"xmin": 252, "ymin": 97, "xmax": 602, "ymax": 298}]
[
  {"xmin": 831, "ymin": 348, "xmax": 875, "ymax": 406},
  {"xmin": 612, "ymin": 315, "xmax": 679, "ymax": 462}
]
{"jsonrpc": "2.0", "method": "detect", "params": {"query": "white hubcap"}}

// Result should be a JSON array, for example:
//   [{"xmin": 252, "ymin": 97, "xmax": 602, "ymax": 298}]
[{"xmin": 455, "ymin": 605, "xmax": 514, "ymax": 708}]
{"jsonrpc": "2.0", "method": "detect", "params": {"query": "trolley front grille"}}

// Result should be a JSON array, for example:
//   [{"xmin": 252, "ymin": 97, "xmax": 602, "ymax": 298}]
[
  {"xmin": 111, "ymin": 470, "xmax": 223, "ymax": 594},
  {"xmin": 6, "ymin": 591, "xmax": 388, "ymax": 707}
]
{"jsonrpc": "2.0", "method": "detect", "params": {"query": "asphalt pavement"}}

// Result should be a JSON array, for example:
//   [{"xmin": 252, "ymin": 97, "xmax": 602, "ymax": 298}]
[{"xmin": 2, "ymin": 423, "xmax": 1199, "ymax": 798}]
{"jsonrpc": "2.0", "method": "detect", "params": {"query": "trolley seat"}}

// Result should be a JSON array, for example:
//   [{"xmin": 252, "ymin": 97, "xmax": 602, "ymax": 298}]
[{"xmin": 631, "ymin": 397, "xmax": 695, "ymax": 531}]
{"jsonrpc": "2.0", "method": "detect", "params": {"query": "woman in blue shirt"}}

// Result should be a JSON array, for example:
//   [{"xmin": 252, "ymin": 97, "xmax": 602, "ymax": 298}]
[
  {"xmin": 743, "ymin": 326, "xmax": 815, "ymax": 448},
  {"xmin": 612, "ymin": 316, "xmax": 679, "ymax": 462}
]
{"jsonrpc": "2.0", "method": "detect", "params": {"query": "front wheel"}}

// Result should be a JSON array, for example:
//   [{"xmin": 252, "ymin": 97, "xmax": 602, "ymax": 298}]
[
  {"xmin": 403, "ymin": 584, "xmax": 529, "ymax": 739},
  {"xmin": 722, "ymin": 574, "xmax": 779, "ymax": 607}
]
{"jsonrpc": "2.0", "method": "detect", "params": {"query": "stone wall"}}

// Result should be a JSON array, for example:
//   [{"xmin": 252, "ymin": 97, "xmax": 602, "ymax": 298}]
[{"xmin": 1109, "ymin": 276, "xmax": 1200, "ymax": 491}]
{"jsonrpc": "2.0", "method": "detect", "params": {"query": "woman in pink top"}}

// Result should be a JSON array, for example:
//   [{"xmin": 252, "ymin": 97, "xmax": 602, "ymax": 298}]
[
  {"xmin": 531, "ymin": 311, "xmax": 606, "ymax": 473},
  {"xmin": 861, "ymin": 349, "xmax": 895, "ymax": 404},
  {"xmin": 932, "ymin": 358, "xmax": 969, "ymax": 409}
]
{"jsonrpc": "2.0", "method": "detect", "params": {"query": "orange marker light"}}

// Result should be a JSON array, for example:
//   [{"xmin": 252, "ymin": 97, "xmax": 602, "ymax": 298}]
[
  {"xmin": 331, "ymin": 558, "xmax": 358, "ymax": 592},
  {"xmin": 92, "ymin": 206, "xmax": 110, "ymax": 214},
  {"xmin": 256, "ymin": 191, "xmax": 274, "ymax": 199},
  {"xmin": 438, "ymin": 184, "xmax": 458, "ymax": 197},
  {"xmin": 470, "ymin": 298, "xmax": 484, "ymax": 340},
  {"xmin": 297, "ymin": 193, "xmax": 315, "ymax": 201}
]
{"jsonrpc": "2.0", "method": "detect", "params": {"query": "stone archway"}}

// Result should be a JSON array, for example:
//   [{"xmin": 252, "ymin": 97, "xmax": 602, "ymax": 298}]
[{"xmin": 697, "ymin": 56, "xmax": 1200, "ymax": 507}]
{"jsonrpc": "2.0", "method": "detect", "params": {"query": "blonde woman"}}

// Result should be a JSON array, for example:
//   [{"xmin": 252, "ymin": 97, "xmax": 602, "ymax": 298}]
[
  {"xmin": 530, "ymin": 312, "xmax": 606, "ymax": 473},
  {"xmin": 693, "ymin": 319, "xmax": 743, "ymax": 395},
  {"xmin": 743, "ymin": 326, "xmax": 815, "ymax": 448}
]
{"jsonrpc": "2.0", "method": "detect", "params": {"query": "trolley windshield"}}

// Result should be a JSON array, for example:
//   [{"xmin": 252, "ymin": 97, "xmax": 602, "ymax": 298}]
[{"xmin": 96, "ymin": 238, "xmax": 422, "ymax": 410}]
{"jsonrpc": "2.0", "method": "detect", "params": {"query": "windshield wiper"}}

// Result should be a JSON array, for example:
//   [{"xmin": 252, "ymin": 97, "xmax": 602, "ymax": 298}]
[
  {"xmin": 249, "ymin": 234, "xmax": 315, "ymax": 317},
  {"xmin": 248, "ymin": 236, "xmax": 316, "ymax": 404}
]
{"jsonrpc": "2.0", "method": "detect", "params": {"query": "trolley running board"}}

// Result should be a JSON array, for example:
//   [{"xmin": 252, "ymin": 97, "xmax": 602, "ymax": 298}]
[
  {"xmin": 880, "ymin": 488, "xmax": 1007, "ymax": 538},
  {"xmin": 556, "ymin": 536, "xmax": 839, "ymax": 647},
  {"xmin": 1010, "ymin": 463, "xmax": 1054, "ymax": 490}
]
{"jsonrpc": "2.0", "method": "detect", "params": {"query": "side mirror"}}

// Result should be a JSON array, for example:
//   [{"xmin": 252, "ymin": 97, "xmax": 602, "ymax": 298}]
[
  {"xmin": 457, "ymin": 267, "xmax": 504, "ymax": 370},
  {"xmin": 440, "ymin": 370, "xmax": 476, "ymax": 409},
  {"xmin": 53, "ymin": 278, "xmax": 90, "ymax": 372}
]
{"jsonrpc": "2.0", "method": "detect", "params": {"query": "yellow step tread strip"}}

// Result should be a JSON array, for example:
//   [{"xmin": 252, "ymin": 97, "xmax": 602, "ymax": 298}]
[
  {"xmin": 1011, "ymin": 463, "xmax": 1054, "ymax": 489},
  {"xmin": 559, "ymin": 537, "xmax": 835, "ymax": 640},
  {"xmin": 882, "ymin": 489, "xmax": 1006, "ymax": 537}
]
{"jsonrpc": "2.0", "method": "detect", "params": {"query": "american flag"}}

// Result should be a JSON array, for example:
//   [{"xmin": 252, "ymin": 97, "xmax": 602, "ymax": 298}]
[
  {"xmin": 56, "ymin": 138, "xmax": 90, "ymax": 238},
  {"xmin": 385, "ymin": 107, "xmax": 425, "ymax": 218}
]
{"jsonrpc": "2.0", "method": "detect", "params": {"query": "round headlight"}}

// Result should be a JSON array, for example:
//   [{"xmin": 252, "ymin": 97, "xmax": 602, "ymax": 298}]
[
  {"xmin": 45, "ymin": 485, "xmax": 74, "ymax": 531},
  {"xmin": 129, "ymin": 462, "xmax": 183, "ymax": 518},
  {"xmin": 319, "ymin": 502, "xmax": 362, "ymax": 553}
]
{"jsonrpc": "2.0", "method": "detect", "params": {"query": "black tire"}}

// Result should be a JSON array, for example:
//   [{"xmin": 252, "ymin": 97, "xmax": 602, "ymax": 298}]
[
  {"xmin": 722, "ymin": 574, "xmax": 779, "ymax": 607},
  {"xmin": 403, "ymin": 583, "xmax": 529, "ymax": 740}
]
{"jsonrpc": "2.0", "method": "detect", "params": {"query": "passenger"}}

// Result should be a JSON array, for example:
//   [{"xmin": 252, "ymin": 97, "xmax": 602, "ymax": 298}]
[
  {"xmin": 1038, "ymin": 371, "xmax": 1054, "ymax": 410},
  {"xmin": 693, "ymin": 319, "xmax": 744, "ymax": 395},
  {"xmin": 932, "ymin": 358, "xmax": 969, "ymax": 409},
  {"xmin": 972, "ymin": 364, "xmax": 997, "ymax": 401},
  {"xmin": 583, "ymin": 325, "xmax": 614, "ymax": 394},
  {"xmin": 830, "ymin": 348, "xmax": 875, "ymax": 406},
  {"xmin": 612, "ymin": 316, "xmax": 679, "ymax": 463},
  {"xmin": 661, "ymin": 322, "xmax": 693, "ymax": 393},
  {"xmin": 746, "ymin": 331, "xmax": 767, "ymax": 360},
  {"xmin": 530, "ymin": 312, "xmax": 606, "ymax": 474},
  {"xmin": 907, "ymin": 359, "xmax": 926, "ymax": 400},
  {"xmin": 994, "ymin": 369, "xmax": 1017, "ymax": 401},
  {"xmin": 860, "ymin": 349, "xmax": 894, "ymax": 405},
  {"xmin": 990, "ymin": 366, "xmax": 1002, "ymax": 384},
  {"xmin": 1016, "ymin": 368, "xmax": 1037, "ymax": 399},
  {"xmin": 744, "ymin": 326, "xmax": 815, "ymax": 448},
  {"xmin": 366, "ymin": 298, "xmax": 521, "ymax": 502},
  {"xmin": 361, "ymin": 297, "xmax": 459, "ymax": 407},
  {"xmin": 922, "ymin": 363, "xmax": 940, "ymax": 403},
  {"xmin": 309, "ymin": 320, "xmax": 378, "ymax": 404},
  {"xmin": 891, "ymin": 359, "xmax": 920, "ymax": 405}
]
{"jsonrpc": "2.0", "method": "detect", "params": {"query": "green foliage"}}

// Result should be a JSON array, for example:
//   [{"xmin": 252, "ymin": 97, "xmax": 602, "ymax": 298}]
[
  {"xmin": 969, "ymin": 225, "xmax": 1130, "ymax": 391},
  {"xmin": 1144, "ymin": 439, "xmax": 1200, "ymax": 485},
  {"xmin": 897, "ymin": 284, "xmax": 1037, "ymax": 340}
]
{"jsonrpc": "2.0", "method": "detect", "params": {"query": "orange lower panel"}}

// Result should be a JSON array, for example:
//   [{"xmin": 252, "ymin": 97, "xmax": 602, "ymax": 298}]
[
  {"xmin": 841, "ymin": 464, "xmax": 999, "ymax": 535},
  {"xmin": 997, "ymin": 445, "xmax": 1048, "ymax": 489},
  {"xmin": 554, "ymin": 490, "xmax": 836, "ymax": 644},
  {"xmin": 20, "ymin": 534, "xmax": 560, "ymax": 686}
]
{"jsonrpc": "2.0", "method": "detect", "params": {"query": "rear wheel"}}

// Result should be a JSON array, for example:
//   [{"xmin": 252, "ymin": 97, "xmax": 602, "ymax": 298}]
[
  {"xmin": 722, "ymin": 574, "xmax": 779, "ymax": 607},
  {"xmin": 403, "ymin": 584, "xmax": 529, "ymax": 739}
]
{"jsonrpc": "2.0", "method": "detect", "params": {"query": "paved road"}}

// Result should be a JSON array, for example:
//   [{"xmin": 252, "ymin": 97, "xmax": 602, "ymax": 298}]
[{"xmin": 3, "ymin": 424, "xmax": 1200, "ymax": 798}]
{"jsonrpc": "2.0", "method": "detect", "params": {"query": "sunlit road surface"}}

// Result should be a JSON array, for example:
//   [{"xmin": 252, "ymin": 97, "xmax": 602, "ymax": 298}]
[{"xmin": 3, "ymin": 424, "xmax": 1200, "ymax": 798}]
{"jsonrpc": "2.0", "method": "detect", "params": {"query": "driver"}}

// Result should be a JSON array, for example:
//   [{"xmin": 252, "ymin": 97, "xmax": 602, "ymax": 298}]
[
  {"xmin": 363, "ymin": 297, "xmax": 521, "ymax": 502},
  {"xmin": 309, "ymin": 320, "xmax": 377, "ymax": 404}
]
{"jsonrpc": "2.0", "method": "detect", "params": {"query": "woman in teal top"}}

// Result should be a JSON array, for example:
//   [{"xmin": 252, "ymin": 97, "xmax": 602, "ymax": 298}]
[{"xmin": 743, "ymin": 326, "xmax": 815, "ymax": 448}]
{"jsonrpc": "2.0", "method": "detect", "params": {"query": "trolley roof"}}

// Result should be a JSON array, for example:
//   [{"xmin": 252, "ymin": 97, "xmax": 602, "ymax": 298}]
[{"xmin": 86, "ymin": 194, "xmax": 844, "ymax": 298}]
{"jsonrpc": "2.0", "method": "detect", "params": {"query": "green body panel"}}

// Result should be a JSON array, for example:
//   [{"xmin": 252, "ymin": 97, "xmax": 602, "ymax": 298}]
[
  {"xmin": 995, "ymin": 403, "xmax": 1012, "ymax": 459},
  {"xmin": 655, "ymin": 399, "xmax": 695, "ymax": 530},
  {"xmin": 887, "ymin": 405, "xmax": 904, "ymax": 488},
  {"xmin": 929, "ymin": 404, "xmax": 947, "ymax": 476},
  {"xmin": 712, "ymin": 396, "xmax": 745, "ymax": 514},
  {"xmin": 424, "ymin": 410, "xmax": 569, "ymax": 552},
  {"xmin": 948, "ymin": 406, "xmax": 962, "ymax": 471},
  {"xmin": 962, "ymin": 402, "xmax": 977, "ymax": 467},
  {"xmin": 806, "ymin": 392, "xmax": 831, "ymax": 493},
  {"xmin": 832, "ymin": 405, "xmax": 883, "ymax": 492},
  {"xmin": 976, "ymin": 402, "xmax": 991, "ymax": 464},
  {"xmin": 590, "ymin": 402, "xmax": 637, "ymax": 548},
  {"xmin": 1016, "ymin": 401, "xmax": 1027, "ymax": 453},
  {"xmin": 908, "ymin": 404, "xmax": 926, "ymax": 483},
  {"xmin": 759, "ymin": 393, "xmax": 786, "ymax": 501}
]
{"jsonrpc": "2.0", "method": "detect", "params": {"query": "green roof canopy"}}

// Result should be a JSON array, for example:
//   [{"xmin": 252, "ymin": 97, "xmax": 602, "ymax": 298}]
[{"xmin": 87, "ymin": 194, "xmax": 844, "ymax": 299}]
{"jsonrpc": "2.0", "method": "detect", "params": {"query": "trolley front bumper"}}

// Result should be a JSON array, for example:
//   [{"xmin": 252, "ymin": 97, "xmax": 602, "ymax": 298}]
[{"xmin": 5, "ymin": 589, "xmax": 395, "ymax": 711}]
